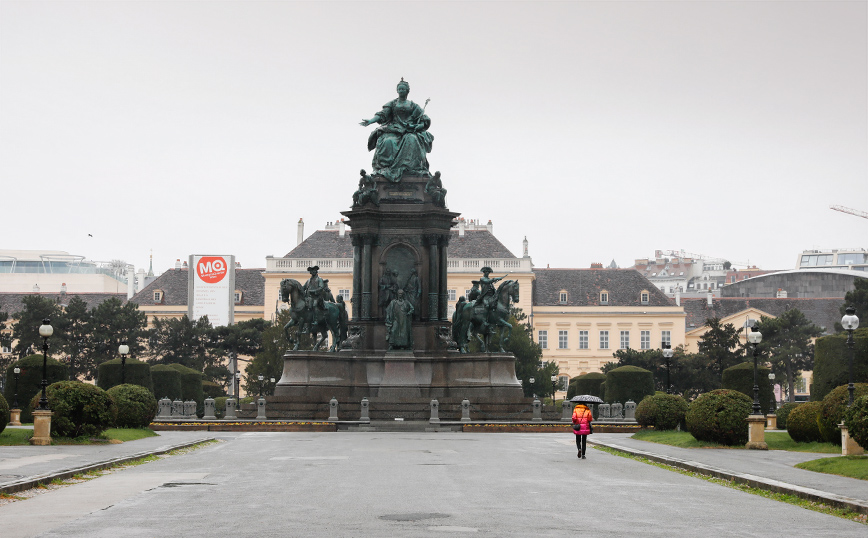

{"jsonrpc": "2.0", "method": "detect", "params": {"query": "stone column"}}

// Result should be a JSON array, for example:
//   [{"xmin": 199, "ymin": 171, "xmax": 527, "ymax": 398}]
[
  {"xmin": 840, "ymin": 423, "xmax": 865, "ymax": 455},
  {"xmin": 9, "ymin": 408, "xmax": 21, "ymax": 426},
  {"xmin": 256, "ymin": 397, "xmax": 267, "ymax": 420},
  {"xmin": 328, "ymin": 397, "xmax": 339, "ymax": 421},
  {"xmin": 438, "ymin": 235, "xmax": 449, "ymax": 320},
  {"xmin": 361, "ymin": 236, "xmax": 373, "ymax": 320},
  {"xmin": 532, "ymin": 398, "xmax": 542, "ymax": 421},
  {"xmin": 429, "ymin": 399, "xmax": 440, "ymax": 424},
  {"xmin": 31, "ymin": 410, "xmax": 53, "ymax": 446},
  {"xmin": 426, "ymin": 235, "xmax": 439, "ymax": 321},
  {"xmin": 203, "ymin": 398, "xmax": 217, "ymax": 420},
  {"xmin": 745, "ymin": 414, "xmax": 768, "ymax": 450},
  {"xmin": 351, "ymin": 235, "xmax": 363, "ymax": 320},
  {"xmin": 460, "ymin": 399, "xmax": 471, "ymax": 422},
  {"xmin": 359, "ymin": 397, "xmax": 370, "ymax": 423},
  {"xmin": 224, "ymin": 399, "xmax": 237, "ymax": 420},
  {"xmin": 561, "ymin": 400, "xmax": 572, "ymax": 422}
]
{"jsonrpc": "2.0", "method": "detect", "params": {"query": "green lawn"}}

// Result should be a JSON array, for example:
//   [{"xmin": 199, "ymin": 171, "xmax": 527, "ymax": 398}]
[
  {"xmin": 632, "ymin": 429, "xmax": 840, "ymax": 453},
  {"xmin": 796, "ymin": 456, "xmax": 868, "ymax": 480},
  {"xmin": 0, "ymin": 427, "xmax": 157, "ymax": 446}
]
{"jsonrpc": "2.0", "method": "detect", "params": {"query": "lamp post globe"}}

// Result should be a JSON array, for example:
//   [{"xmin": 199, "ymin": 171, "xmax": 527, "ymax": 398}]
[
  {"xmin": 662, "ymin": 344, "xmax": 674, "ymax": 394},
  {"xmin": 118, "ymin": 342, "xmax": 130, "ymax": 385},
  {"xmin": 747, "ymin": 327, "xmax": 763, "ymax": 415},
  {"xmin": 841, "ymin": 306, "xmax": 860, "ymax": 406},
  {"xmin": 37, "ymin": 319, "xmax": 53, "ymax": 410}
]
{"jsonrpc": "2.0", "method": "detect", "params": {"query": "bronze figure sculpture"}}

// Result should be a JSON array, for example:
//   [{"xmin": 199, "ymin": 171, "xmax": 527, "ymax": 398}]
[
  {"xmin": 279, "ymin": 276, "xmax": 347, "ymax": 352},
  {"xmin": 453, "ymin": 278, "xmax": 519, "ymax": 353},
  {"xmin": 385, "ymin": 289, "xmax": 414, "ymax": 350}
]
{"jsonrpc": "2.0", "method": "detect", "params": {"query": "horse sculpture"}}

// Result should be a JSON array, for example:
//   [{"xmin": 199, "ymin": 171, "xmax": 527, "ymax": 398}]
[
  {"xmin": 279, "ymin": 278, "xmax": 347, "ymax": 352},
  {"xmin": 453, "ymin": 279, "xmax": 519, "ymax": 353}
]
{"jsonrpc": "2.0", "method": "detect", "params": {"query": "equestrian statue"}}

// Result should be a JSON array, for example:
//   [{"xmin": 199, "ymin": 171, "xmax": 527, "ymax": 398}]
[
  {"xmin": 279, "ymin": 265, "xmax": 347, "ymax": 352},
  {"xmin": 452, "ymin": 267, "xmax": 520, "ymax": 353}
]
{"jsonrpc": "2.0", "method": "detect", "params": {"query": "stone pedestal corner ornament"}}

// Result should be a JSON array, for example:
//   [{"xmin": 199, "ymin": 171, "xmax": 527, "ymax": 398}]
[
  {"xmin": 224, "ymin": 399, "xmax": 237, "ymax": 420},
  {"xmin": 257, "ymin": 397, "xmax": 267, "ymax": 420},
  {"xmin": 359, "ymin": 397, "xmax": 370, "ymax": 423},
  {"xmin": 745, "ymin": 414, "xmax": 768, "ymax": 450},
  {"xmin": 766, "ymin": 413, "xmax": 777, "ymax": 430},
  {"xmin": 532, "ymin": 398, "xmax": 542, "ymax": 422},
  {"xmin": 203, "ymin": 398, "xmax": 217, "ymax": 420},
  {"xmin": 460, "ymin": 398, "xmax": 471, "ymax": 422},
  {"xmin": 30, "ymin": 409, "xmax": 53, "ymax": 446},
  {"xmin": 328, "ymin": 397, "xmax": 339, "ymax": 421},
  {"xmin": 157, "ymin": 398, "xmax": 172, "ymax": 419},
  {"xmin": 598, "ymin": 403, "xmax": 610, "ymax": 420},
  {"xmin": 9, "ymin": 408, "xmax": 21, "ymax": 426},
  {"xmin": 429, "ymin": 399, "xmax": 440, "ymax": 423},
  {"xmin": 611, "ymin": 402, "xmax": 623, "ymax": 421},
  {"xmin": 172, "ymin": 399, "xmax": 183, "ymax": 418},
  {"xmin": 624, "ymin": 400, "xmax": 636, "ymax": 421},
  {"xmin": 561, "ymin": 400, "xmax": 572, "ymax": 422},
  {"xmin": 184, "ymin": 400, "xmax": 196, "ymax": 419},
  {"xmin": 840, "ymin": 422, "xmax": 865, "ymax": 456}
]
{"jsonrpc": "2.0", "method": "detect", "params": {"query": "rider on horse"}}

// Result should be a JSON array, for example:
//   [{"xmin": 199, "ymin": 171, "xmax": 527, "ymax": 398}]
[
  {"xmin": 302, "ymin": 265, "xmax": 326, "ymax": 333},
  {"xmin": 478, "ymin": 267, "xmax": 507, "ymax": 330}
]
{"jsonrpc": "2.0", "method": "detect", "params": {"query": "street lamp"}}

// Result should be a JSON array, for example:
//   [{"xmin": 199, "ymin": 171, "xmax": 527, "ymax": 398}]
[
  {"xmin": 747, "ymin": 326, "xmax": 763, "ymax": 415},
  {"xmin": 270, "ymin": 377, "xmax": 276, "ymax": 395},
  {"xmin": 841, "ymin": 306, "xmax": 860, "ymax": 406},
  {"xmin": 551, "ymin": 374, "xmax": 558, "ymax": 405},
  {"xmin": 235, "ymin": 371, "xmax": 242, "ymax": 411},
  {"xmin": 118, "ymin": 342, "xmax": 129, "ymax": 384},
  {"xmin": 38, "ymin": 319, "xmax": 53, "ymax": 410},
  {"xmin": 13, "ymin": 367, "xmax": 20, "ymax": 408},
  {"xmin": 529, "ymin": 377, "xmax": 535, "ymax": 399},
  {"xmin": 768, "ymin": 372, "xmax": 776, "ymax": 414},
  {"xmin": 661, "ymin": 344, "xmax": 674, "ymax": 394},
  {"xmin": 258, "ymin": 374, "xmax": 264, "ymax": 397}
]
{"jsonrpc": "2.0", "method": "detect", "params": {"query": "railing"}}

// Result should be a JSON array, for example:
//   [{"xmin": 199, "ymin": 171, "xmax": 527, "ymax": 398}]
[{"xmin": 267, "ymin": 256, "xmax": 532, "ymax": 273}]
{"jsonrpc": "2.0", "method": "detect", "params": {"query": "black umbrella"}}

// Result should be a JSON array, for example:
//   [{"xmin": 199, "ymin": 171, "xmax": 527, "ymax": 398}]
[{"xmin": 569, "ymin": 395, "xmax": 604, "ymax": 404}]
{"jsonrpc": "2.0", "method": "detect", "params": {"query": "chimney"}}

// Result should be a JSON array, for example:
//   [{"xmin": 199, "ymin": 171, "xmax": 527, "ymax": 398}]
[
  {"xmin": 458, "ymin": 218, "xmax": 465, "ymax": 236},
  {"xmin": 297, "ymin": 218, "xmax": 305, "ymax": 246},
  {"xmin": 60, "ymin": 282, "xmax": 67, "ymax": 294},
  {"xmin": 674, "ymin": 289, "xmax": 681, "ymax": 306},
  {"xmin": 126, "ymin": 265, "xmax": 135, "ymax": 299},
  {"xmin": 136, "ymin": 268, "xmax": 146, "ymax": 292},
  {"xmin": 706, "ymin": 290, "xmax": 713, "ymax": 306},
  {"xmin": 776, "ymin": 288, "xmax": 788, "ymax": 298},
  {"xmin": 522, "ymin": 236, "xmax": 529, "ymax": 258},
  {"xmin": 486, "ymin": 219, "xmax": 493, "ymax": 233},
  {"xmin": 591, "ymin": 263, "xmax": 603, "ymax": 269},
  {"xmin": 339, "ymin": 219, "xmax": 346, "ymax": 237},
  {"xmin": 175, "ymin": 259, "xmax": 182, "ymax": 270},
  {"xmin": 33, "ymin": 284, "xmax": 40, "ymax": 293}
]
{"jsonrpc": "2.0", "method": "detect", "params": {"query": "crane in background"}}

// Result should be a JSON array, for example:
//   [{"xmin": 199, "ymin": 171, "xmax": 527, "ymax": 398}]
[{"xmin": 830, "ymin": 205, "xmax": 868, "ymax": 220}]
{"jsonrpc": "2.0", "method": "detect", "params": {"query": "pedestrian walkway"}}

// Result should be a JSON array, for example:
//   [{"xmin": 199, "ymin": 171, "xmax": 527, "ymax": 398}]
[
  {"xmin": 588, "ymin": 433, "xmax": 868, "ymax": 514},
  {"xmin": 0, "ymin": 430, "xmax": 216, "ymax": 494}
]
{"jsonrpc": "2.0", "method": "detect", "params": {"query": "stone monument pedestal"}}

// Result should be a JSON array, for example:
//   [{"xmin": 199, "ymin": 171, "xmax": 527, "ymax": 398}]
[
  {"xmin": 30, "ymin": 410, "xmax": 53, "ymax": 446},
  {"xmin": 766, "ymin": 413, "xmax": 777, "ymax": 429},
  {"xmin": 745, "ymin": 414, "xmax": 768, "ymax": 450},
  {"xmin": 9, "ymin": 408, "xmax": 21, "ymax": 426},
  {"xmin": 840, "ymin": 423, "xmax": 865, "ymax": 456}
]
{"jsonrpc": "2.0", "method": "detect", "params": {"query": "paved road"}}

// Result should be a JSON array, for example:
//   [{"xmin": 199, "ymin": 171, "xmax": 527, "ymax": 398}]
[{"xmin": 1, "ymin": 431, "xmax": 865, "ymax": 537}]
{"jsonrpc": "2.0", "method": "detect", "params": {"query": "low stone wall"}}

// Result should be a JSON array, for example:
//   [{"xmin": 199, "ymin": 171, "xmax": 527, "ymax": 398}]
[{"xmin": 151, "ymin": 421, "xmax": 338, "ymax": 432}]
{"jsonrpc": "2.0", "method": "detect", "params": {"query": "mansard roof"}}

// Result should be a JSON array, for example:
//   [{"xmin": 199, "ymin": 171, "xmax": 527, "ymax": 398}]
[
  {"xmin": 532, "ymin": 269, "xmax": 673, "ymax": 307},
  {"xmin": 681, "ymin": 297, "xmax": 842, "ymax": 334},
  {"xmin": 130, "ymin": 268, "xmax": 265, "ymax": 306},
  {"xmin": 283, "ymin": 229, "xmax": 516, "ymax": 259},
  {"xmin": 0, "ymin": 292, "xmax": 128, "ymax": 315}
]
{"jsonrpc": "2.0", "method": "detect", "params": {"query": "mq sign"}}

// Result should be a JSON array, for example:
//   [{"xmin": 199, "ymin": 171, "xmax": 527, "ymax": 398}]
[{"xmin": 197, "ymin": 256, "xmax": 228, "ymax": 284}]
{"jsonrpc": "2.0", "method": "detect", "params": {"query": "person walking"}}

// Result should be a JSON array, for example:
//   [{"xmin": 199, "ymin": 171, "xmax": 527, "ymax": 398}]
[{"xmin": 572, "ymin": 403, "xmax": 593, "ymax": 459}]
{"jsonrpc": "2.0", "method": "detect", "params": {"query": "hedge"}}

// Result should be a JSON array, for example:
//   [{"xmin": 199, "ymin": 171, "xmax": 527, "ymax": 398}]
[
  {"xmin": 844, "ymin": 394, "xmax": 868, "ymax": 450},
  {"xmin": 29, "ymin": 381, "xmax": 116, "ymax": 438},
  {"xmin": 722, "ymin": 361, "xmax": 773, "ymax": 411},
  {"xmin": 776, "ymin": 402, "xmax": 800, "ymax": 431},
  {"xmin": 635, "ymin": 393, "xmax": 688, "ymax": 431},
  {"xmin": 4, "ymin": 354, "xmax": 69, "ymax": 423},
  {"xmin": 0, "ymin": 393, "xmax": 8, "ymax": 435},
  {"xmin": 202, "ymin": 380, "xmax": 225, "ymax": 399},
  {"xmin": 151, "ymin": 365, "xmax": 182, "ymax": 401},
  {"xmin": 168, "ymin": 364, "xmax": 204, "ymax": 417},
  {"xmin": 106, "ymin": 384, "xmax": 158, "ymax": 428},
  {"xmin": 97, "ymin": 358, "xmax": 153, "ymax": 393},
  {"xmin": 812, "ymin": 328, "xmax": 867, "ymax": 402},
  {"xmin": 604, "ymin": 366, "xmax": 654, "ymax": 404},
  {"xmin": 569, "ymin": 373, "xmax": 606, "ymax": 399},
  {"xmin": 787, "ymin": 400, "xmax": 824, "ymax": 443},
  {"xmin": 686, "ymin": 389, "xmax": 752, "ymax": 446},
  {"xmin": 817, "ymin": 383, "xmax": 868, "ymax": 445}
]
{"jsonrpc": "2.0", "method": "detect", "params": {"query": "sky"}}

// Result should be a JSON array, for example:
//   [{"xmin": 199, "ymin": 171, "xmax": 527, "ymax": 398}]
[{"xmin": 2, "ymin": 1, "xmax": 866, "ymax": 276}]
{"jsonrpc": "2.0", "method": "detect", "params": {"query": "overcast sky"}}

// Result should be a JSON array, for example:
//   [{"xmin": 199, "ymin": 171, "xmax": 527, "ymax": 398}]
[{"xmin": 2, "ymin": 1, "xmax": 866, "ymax": 276}]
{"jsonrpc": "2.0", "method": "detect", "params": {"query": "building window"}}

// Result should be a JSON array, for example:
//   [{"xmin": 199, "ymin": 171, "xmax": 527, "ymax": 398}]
[
  {"xmin": 338, "ymin": 289, "xmax": 350, "ymax": 300},
  {"xmin": 794, "ymin": 377, "xmax": 808, "ymax": 393},
  {"xmin": 641, "ymin": 291, "xmax": 649, "ymax": 304},
  {"xmin": 600, "ymin": 330, "xmax": 609, "ymax": 349},
  {"xmin": 620, "ymin": 331, "xmax": 630, "ymax": 349},
  {"xmin": 538, "ymin": 330, "xmax": 548, "ymax": 349},
  {"xmin": 600, "ymin": 291, "xmax": 609, "ymax": 304},
  {"xmin": 465, "ymin": 289, "xmax": 472, "ymax": 299},
  {"xmin": 579, "ymin": 331, "xmax": 589, "ymax": 349},
  {"xmin": 153, "ymin": 291, "xmax": 162, "ymax": 302},
  {"xmin": 559, "ymin": 376, "xmax": 569, "ymax": 391},
  {"xmin": 559, "ymin": 291, "xmax": 568, "ymax": 304},
  {"xmin": 558, "ymin": 330, "xmax": 568, "ymax": 349},
  {"xmin": 234, "ymin": 291, "xmax": 242, "ymax": 304},
  {"xmin": 448, "ymin": 289, "xmax": 456, "ymax": 301},
  {"xmin": 662, "ymin": 330, "xmax": 671, "ymax": 347},
  {"xmin": 640, "ymin": 330, "xmax": 650, "ymax": 350}
]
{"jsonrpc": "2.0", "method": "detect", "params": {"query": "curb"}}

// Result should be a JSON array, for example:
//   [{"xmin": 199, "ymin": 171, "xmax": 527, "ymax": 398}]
[
  {"xmin": 588, "ymin": 439, "xmax": 868, "ymax": 516},
  {"xmin": 0, "ymin": 437, "xmax": 216, "ymax": 495}
]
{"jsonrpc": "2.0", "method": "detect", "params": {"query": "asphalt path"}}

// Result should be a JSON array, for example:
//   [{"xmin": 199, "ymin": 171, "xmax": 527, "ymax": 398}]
[{"xmin": 2, "ymin": 432, "xmax": 865, "ymax": 537}]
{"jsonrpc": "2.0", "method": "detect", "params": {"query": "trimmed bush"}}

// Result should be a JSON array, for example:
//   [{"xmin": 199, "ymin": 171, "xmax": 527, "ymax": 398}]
[
  {"xmin": 818, "ymin": 383, "xmax": 868, "ymax": 445},
  {"xmin": 107, "ymin": 384, "xmax": 158, "ymax": 428},
  {"xmin": 29, "ymin": 381, "xmax": 116, "ymax": 438},
  {"xmin": 843, "ymin": 394, "xmax": 868, "ymax": 450},
  {"xmin": 722, "ymin": 361, "xmax": 773, "ymax": 410},
  {"xmin": 4, "ymin": 354, "xmax": 69, "ymax": 423},
  {"xmin": 604, "ymin": 366, "xmax": 654, "ymax": 404},
  {"xmin": 0, "ymin": 393, "xmax": 8, "ymax": 434},
  {"xmin": 202, "ymin": 380, "xmax": 225, "ymax": 399},
  {"xmin": 776, "ymin": 402, "xmax": 800, "ymax": 431},
  {"xmin": 214, "ymin": 396, "xmax": 228, "ymax": 419},
  {"xmin": 635, "ymin": 393, "xmax": 688, "ymax": 431},
  {"xmin": 787, "ymin": 400, "xmax": 824, "ymax": 443},
  {"xmin": 151, "ymin": 365, "xmax": 182, "ymax": 401},
  {"xmin": 169, "ymin": 364, "xmax": 204, "ymax": 416},
  {"xmin": 569, "ymin": 373, "xmax": 606, "ymax": 399},
  {"xmin": 97, "ymin": 358, "xmax": 153, "ymax": 393},
  {"xmin": 686, "ymin": 389, "xmax": 752, "ymax": 446},
  {"xmin": 812, "ymin": 328, "xmax": 868, "ymax": 401}
]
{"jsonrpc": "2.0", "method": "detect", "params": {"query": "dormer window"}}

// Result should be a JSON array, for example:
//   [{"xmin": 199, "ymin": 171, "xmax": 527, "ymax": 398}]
[
  {"xmin": 234, "ymin": 291, "xmax": 242, "ymax": 304},
  {"xmin": 600, "ymin": 290, "xmax": 609, "ymax": 305},
  {"xmin": 641, "ymin": 291, "xmax": 650, "ymax": 304},
  {"xmin": 559, "ymin": 290, "xmax": 568, "ymax": 304},
  {"xmin": 153, "ymin": 290, "xmax": 163, "ymax": 302}
]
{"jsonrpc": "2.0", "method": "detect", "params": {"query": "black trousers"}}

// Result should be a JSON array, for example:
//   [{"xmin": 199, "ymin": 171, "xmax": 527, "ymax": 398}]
[{"xmin": 575, "ymin": 434, "xmax": 587, "ymax": 454}]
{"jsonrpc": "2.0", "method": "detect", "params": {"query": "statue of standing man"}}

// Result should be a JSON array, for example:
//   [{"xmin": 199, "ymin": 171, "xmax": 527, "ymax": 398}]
[{"xmin": 386, "ymin": 289, "xmax": 414, "ymax": 351}]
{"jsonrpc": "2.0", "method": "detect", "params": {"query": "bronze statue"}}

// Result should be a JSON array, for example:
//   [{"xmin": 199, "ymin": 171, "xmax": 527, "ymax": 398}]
[
  {"xmin": 352, "ymin": 169, "xmax": 379, "ymax": 207},
  {"xmin": 404, "ymin": 268, "xmax": 421, "ymax": 313},
  {"xmin": 302, "ymin": 266, "xmax": 326, "ymax": 333},
  {"xmin": 453, "ymin": 279, "xmax": 519, "ymax": 353},
  {"xmin": 378, "ymin": 268, "xmax": 398, "ymax": 317},
  {"xmin": 279, "ymin": 278, "xmax": 347, "ymax": 352},
  {"xmin": 478, "ymin": 267, "xmax": 507, "ymax": 328},
  {"xmin": 424, "ymin": 171, "xmax": 447, "ymax": 207},
  {"xmin": 360, "ymin": 79, "xmax": 433, "ymax": 183},
  {"xmin": 385, "ymin": 289, "xmax": 414, "ymax": 350}
]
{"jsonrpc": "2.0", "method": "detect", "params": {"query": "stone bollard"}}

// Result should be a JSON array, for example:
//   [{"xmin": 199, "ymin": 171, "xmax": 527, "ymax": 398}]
[
  {"xmin": 359, "ymin": 397, "xmax": 370, "ymax": 423},
  {"xmin": 429, "ymin": 399, "xmax": 440, "ymax": 424},
  {"xmin": 532, "ymin": 398, "xmax": 542, "ymax": 421},
  {"xmin": 203, "ymin": 398, "xmax": 217, "ymax": 420},
  {"xmin": 561, "ymin": 400, "xmax": 572, "ymax": 422},
  {"xmin": 184, "ymin": 400, "xmax": 196, "ymax": 419},
  {"xmin": 30, "ymin": 409, "xmax": 53, "ymax": 446},
  {"xmin": 840, "ymin": 422, "xmax": 864, "ymax": 456},
  {"xmin": 172, "ymin": 399, "xmax": 183, "ymax": 418},
  {"xmin": 611, "ymin": 402, "xmax": 623, "ymax": 421},
  {"xmin": 598, "ymin": 403, "xmax": 610, "ymax": 420},
  {"xmin": 158, "ymin": 398, "xmax": 172, "ymax": 419},
  {"xmin": 256, "ymin": 397, "xmax": 267, "ymax": 420},
  {"xmin": 328, "ymin": 397, "xmax": 339, "ymax": 421},
  {"xmin": 224, "ymin": 398, "xmax": 237, "ymax": 420},
  {"xmin": 624, "ymin": 400, "xmax": 636, "ymax": 421},
  {"xmin": 9, "ymin": 408, "xmax": 21, "ymax": 426},
  {"xmin": 460, "ymin": 398, "xmax": 471, "ymax": 422}
]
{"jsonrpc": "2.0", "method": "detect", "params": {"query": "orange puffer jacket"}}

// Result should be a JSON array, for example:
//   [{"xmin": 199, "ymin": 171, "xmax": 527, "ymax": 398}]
[{"xmin": 572, "ymin": 405, "xmax": 593, "ymax": 435}]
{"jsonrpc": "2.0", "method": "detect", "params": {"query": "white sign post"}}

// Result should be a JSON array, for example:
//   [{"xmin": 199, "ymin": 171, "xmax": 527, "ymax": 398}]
[{"xmin": 188, "ymin": 254, "xmax": 235, "ymax": 328}]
